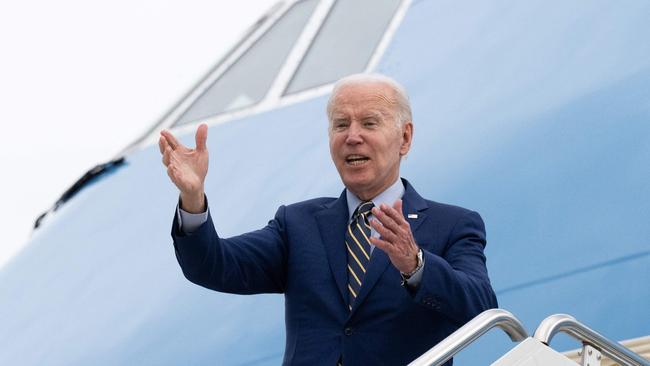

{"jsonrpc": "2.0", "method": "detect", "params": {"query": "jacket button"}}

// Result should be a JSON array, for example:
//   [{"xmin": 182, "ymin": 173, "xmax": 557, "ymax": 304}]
[{"xmin": 344, "ymin": 327, "xmax": 353, "ymax": 336}]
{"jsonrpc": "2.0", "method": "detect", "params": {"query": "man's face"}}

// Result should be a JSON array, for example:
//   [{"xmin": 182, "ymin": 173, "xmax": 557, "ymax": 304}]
[{"xmin": 328, "ymin": 82, "xmax": 413, "ymax": 201}]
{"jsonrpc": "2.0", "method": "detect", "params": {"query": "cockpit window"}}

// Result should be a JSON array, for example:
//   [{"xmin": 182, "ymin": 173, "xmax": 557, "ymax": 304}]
[
  {"xmin": 163, "ymin": 0, "xmax": 405, "ymax": 130},
  {"xmin": 284, "ymin": 0, "xmax": 402, "ymax": 94},
  {"xmin": 175, "ymin": 0, "xmax": 320, "ymax": 126}
]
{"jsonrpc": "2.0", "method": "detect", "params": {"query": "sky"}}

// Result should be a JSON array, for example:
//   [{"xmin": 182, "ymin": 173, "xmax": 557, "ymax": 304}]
[{"xmin": 0, "ymin": 0, "xmax": 276, "ymax": 269}]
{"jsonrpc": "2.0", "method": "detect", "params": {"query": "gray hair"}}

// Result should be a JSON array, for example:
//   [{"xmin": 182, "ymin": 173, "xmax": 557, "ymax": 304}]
[{"xmin": 326, "ymin": 73, "xmax": 412, "ymax": 127}]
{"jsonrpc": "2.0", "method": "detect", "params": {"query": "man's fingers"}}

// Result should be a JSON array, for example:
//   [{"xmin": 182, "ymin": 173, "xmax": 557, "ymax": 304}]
[
  {"xmin": 372, "ymin": 205, "xmax": 402, "ymax": 234},
  {"xmin": 163, "ymin": 146, "xmax": 173, "ymax": 166},
  {"xmin": 393, "ymin": 199, "xmax": 404, "ymax": 219},
  {"xmin": 160, "ymin": 129, "xmax": 182, "ymax": 150},
  {"xmin": 370, "ymin": 236, "xmax": 396, "ymax": 256},
  {"xmin": 168, "ymin": 164, "xmax": 183, "ymax": 184},
  {"xmin": 158, "ymin": 136, "xmax": 167, "ymax": 155},
  {"xmin": 195, "ymin": 123, "xmax": 208, "ymax": 152},
  {"xmin": 382, "ymin": 202, "xmax": 408, "ymax": 226},
  {"xmin": 369, "ymin": 217, "xmax": 398, "ymax": 243},
  {"xmin": 161, "ymin": 141, "xmax": 170, "ymax": 166},
  {"xmin": 169, "ymin": 148, "xmax": 184, "ymax": 167}
]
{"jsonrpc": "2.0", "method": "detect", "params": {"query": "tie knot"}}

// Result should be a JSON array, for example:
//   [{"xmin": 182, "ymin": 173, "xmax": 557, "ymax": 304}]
[{"xmin": 354, "ymin": 201, "xmax": 374, "ymax": 219}]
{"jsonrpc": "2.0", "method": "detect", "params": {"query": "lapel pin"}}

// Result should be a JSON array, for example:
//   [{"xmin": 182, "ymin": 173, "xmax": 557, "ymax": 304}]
[{"xmin": 407, "ymin": 214, "xmax": 418, "ymax": 219}]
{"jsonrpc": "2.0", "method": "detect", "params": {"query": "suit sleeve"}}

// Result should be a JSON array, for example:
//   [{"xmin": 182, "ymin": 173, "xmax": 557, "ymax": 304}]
[
  {"xmin": 171, "ymin": 205, "xmax": 289, "ymax": 295},
  {"xmin": 411, "ymin": 210, "xmax": 498, "ymax": 325}
]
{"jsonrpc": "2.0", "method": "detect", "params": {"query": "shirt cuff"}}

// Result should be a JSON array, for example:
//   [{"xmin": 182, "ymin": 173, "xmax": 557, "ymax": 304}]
[
  {"xmin": 177, "ymin": 199, "xmax": 209, "ymax": 234},
  {"xmin": 405, "ymin": 261, "xmax": 424, "ymax": 288}
]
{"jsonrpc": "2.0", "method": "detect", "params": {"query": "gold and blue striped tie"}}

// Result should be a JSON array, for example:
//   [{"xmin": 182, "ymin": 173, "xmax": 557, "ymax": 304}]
[{"xmin": 346, "ymin": 201, "xmax": 374, "ymax": 310}]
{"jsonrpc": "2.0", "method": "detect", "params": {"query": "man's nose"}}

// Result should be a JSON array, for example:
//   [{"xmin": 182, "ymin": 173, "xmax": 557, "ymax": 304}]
[{"xmin": 345, "ymin": 123, "xmax": 363, "ymax": 144}]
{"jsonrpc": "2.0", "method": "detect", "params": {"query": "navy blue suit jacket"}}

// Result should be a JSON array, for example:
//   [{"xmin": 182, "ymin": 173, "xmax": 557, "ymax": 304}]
[{"xmin": 172, "ymin": 179, "xmax": 497, "ymax": 365}]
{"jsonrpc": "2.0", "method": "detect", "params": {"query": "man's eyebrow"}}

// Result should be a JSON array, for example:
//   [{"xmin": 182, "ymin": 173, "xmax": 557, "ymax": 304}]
[
  {"xmin": 362, "ymin": 110, "xmax": 392, "ymax": 120},
  {"xmin": 361, "ymin": 111, "xmax": 383, "ymax": 118}
]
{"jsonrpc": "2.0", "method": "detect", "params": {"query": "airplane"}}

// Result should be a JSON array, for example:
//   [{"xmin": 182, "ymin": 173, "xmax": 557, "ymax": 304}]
[{"xmin": 1, "ymin": 0, "xmax": 649, "ymax": 364}]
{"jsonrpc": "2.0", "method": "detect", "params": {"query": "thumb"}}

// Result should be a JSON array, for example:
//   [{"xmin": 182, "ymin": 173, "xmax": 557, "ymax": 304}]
[{"xmin": 195, "ymin": 123, "xmax": 208, "ymax": 152}]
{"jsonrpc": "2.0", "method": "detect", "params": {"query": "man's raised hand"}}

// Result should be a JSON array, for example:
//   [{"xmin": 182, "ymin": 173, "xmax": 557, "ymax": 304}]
[{"xmin": 159, "ymin": 124, "xmax": 209, "ymax": 213}]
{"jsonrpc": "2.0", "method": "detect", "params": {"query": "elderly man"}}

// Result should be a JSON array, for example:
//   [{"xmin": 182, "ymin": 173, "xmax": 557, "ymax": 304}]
[{"xmin": 160, "ymin": 74, "xmax": 497, "ymax": 365}]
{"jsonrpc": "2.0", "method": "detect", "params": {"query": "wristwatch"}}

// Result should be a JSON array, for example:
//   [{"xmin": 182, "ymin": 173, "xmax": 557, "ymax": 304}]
[{"xmin": 400, "ymin": 248, "xmax": 424, "ymax": 284}]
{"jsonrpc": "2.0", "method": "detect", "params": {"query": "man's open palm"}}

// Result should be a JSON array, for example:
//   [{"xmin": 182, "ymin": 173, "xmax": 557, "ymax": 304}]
[{"xmin": 159, "ymin": 124, "xmax": 209, "ymax": 212}]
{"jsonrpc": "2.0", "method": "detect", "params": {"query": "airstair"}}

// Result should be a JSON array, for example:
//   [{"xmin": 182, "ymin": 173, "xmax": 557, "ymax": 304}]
[{"xmin": 408, "ymin": 309, "xmax": 650, "ymax": 366}]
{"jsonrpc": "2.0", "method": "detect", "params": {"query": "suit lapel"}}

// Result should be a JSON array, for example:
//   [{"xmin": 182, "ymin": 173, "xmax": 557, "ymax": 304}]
[
  {"xmin": 401, "ymin": 179, "xmax": 428, "ymax": 235},
  {"xmin": 315, "ymin": 191, "xmax": 350, "ymax": 306},
  {"xmin": 349, "ymin": 179, "xmax": 429, "ymax": 315}
]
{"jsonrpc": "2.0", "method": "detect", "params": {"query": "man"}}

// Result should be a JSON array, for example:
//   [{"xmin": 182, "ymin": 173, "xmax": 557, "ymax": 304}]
[{"xmin": 159, "ymin": 74, "xmax": 497, "ymax": 365}]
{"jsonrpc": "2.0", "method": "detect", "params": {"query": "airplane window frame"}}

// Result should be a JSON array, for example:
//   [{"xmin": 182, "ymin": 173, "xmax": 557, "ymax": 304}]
[
  {"xmin": 174, "ymin": 0, "xmax": 321, "ymax": 126},
  {"xmin": 283, "ymin": 0, "xmax": 403, "ymax": 95},
  {"xmin": 123, "ymin": 0, "xmax": 411, "ymax": 155}
]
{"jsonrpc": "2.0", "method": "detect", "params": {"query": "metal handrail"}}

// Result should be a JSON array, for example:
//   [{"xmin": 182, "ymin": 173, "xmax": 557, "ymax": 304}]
[
  {"xmin": 534, "ymin": 314, "xmax": 650, "ymax": 366},
  {"xmin": 408, "ymin": 309, "xmax": 529, "ymax": 366}
]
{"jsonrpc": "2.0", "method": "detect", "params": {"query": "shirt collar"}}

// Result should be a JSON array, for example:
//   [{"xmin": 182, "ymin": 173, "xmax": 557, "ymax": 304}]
[{"xmin": 345, "ymin": 178, "xmax": 405, "ymax": 220}]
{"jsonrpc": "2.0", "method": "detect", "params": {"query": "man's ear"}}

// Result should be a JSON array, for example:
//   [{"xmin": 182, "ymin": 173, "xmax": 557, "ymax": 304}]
[{"xmin": 400, "ymin": 122, "xmax": 413, "ymax": 156}]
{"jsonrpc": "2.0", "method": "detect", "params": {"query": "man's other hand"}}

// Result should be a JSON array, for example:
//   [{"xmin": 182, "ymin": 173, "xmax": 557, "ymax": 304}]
[
  {"xmin": 369, "ymin": 200, "xmax": 419, "ymax": 274},
  {"xmin": 159, "ymin": 124, "xmax": 209, "ymax": 213}
]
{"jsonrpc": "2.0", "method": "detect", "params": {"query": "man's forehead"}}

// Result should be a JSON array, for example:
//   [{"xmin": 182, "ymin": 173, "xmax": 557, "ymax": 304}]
[{"xmin": 331, "ymin": 83, "xmax": 398, "ymax": 109}]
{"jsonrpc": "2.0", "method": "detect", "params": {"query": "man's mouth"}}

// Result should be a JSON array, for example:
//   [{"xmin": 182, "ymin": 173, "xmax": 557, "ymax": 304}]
[{"xmin": 345, "ymin": 154, "xmax": 370, "ymax": 166}]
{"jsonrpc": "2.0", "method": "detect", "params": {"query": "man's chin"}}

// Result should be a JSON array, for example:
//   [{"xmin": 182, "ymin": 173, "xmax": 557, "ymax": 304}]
[{"xmin": 342, "ymin": 179, "xmax": 376, "ymax": 199}]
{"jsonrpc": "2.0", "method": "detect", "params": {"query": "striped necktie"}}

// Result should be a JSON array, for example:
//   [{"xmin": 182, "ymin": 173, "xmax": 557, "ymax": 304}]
[{"xmin": 346, "ymin": 201, "xmax": 374, "ymax": 310}]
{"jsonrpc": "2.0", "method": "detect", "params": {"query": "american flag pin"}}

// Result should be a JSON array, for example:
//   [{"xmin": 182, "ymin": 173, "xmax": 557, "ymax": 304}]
[{"xmin": 407, "ymin": 214, "xmax": 418, "ymax": 219}]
